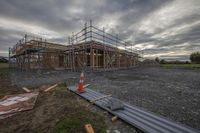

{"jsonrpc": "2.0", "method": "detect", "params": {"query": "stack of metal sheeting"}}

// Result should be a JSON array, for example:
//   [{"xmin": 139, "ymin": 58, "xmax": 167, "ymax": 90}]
[{"xmin": 68, "ymin": 86, "xmax": 200, "ymax": 133}]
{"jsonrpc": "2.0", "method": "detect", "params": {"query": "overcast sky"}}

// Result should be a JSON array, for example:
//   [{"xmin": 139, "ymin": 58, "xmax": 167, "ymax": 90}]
[{"xmin": 0, "ymin": 0, "xmax": 200, "ymax": 60}]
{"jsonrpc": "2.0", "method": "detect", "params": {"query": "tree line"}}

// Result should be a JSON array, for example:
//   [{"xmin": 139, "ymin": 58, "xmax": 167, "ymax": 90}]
[
  {"xmin": 155, "ymin": 51, "xmax": 200, "ymax": 64},
  {"xmin": 190, "ymin": 52, "xmax": 200, "ymax": 63}
]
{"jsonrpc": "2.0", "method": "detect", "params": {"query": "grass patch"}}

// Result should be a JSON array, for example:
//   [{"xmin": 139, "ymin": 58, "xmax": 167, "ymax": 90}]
[
  {"xmin": 53, "ymin": 109, "xmax": 107, "ymax": 133},
  {"xmin": 0, "ymin": 63, "xmax": 9, "ymax": 77},
  {"xmin": 160, "ymin": 64, "xmax": 200, "ymax": 69},
  {"xmin": 0, "ymin": 63, "xmax": 8, "ymax": 68},
  {"xmin": 58, "ymin": 82, "xmax": 68, "ymax": 87},
  {"xmin": 53, "ymin": 87, "xmax": 107, "ymax": 133}
]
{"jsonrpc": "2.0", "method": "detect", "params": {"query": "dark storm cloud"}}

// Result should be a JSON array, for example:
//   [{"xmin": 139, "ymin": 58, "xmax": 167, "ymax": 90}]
[
  {"xmin": 0, "ymin": 0, "xmax": 80, "ymax": 32},
  {"xmin": 140, "ymin": 21, "xmax": 200, "ymax": 51},
  {"xmin": 0, "ymin": 0, "xmax": 199, "ymax": 60}
]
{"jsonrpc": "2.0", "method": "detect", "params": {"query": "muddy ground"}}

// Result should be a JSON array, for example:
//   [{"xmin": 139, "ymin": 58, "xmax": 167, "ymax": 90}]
[
  {"xmin": 4, "ymin": 67, "xmax": 200, "ymax": 132},
  {"xmin": 0, "ymin": 88, "xmax": 112, "ymax": 132},
  {"xmin": 0, "ymin": 68, "xmax": 137, "ymax": 133}
]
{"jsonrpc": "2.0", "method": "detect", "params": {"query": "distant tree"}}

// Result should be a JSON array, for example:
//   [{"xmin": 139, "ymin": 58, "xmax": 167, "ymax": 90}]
[
  {"xmin": 155, "ymin": 57, "xmax": 160, "ymax": 63},
  {"xmin": 160, "ymin": 59, "xmax": 166, "ymax": 64},
  {"xmin": 190, "ymin": 52, "xmax": 200, "ymax": 63},
  {"xmin": 0, "ymin": 58, "xmax": 8, "ymax": 63},
  {"xmin": 185, "ymin": 61, "xmax": 190, "ymax": 64}
]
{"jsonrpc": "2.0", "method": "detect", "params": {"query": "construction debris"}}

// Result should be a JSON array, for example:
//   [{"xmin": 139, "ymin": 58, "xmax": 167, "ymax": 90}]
[
  {"xmin": 111, "ymin": 116, "xmax": 118, "ymax": 122},
  {"xmin": 44, "ymin": 84, "xmax": 58, "ymax": 92},
  {"xmin": 85, "ymin": 124, "xmax": 95, "ymax": 133},
  {"xmin": 90, "ymin": 94, "xmax": 112, "ymax": 104},
  {"xmin": 83, "ymin": 84, "xmax": 90, "ymax": 89},
  {"xmin": 0, "ymin": 92, "xmax": 39, "ymax": 119},
  {"xmin": 68, "ymin": 86, "xmax": 200, "ymax": 133},
  {"xmin": 22, "ymin": 87, "xmax": 31, "ymax": 93},
  {"xmin": 106, "ymin": 98, "xmax": 124, "ymax": 111}
]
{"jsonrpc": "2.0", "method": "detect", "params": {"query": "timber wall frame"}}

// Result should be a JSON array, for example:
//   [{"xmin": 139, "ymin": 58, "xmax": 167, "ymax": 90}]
[{"xmin": 9, "ymin": 21, "xmax": 141, "ymax": 71}]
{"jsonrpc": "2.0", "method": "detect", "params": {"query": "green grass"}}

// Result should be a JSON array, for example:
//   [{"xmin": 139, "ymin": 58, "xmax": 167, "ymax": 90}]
[
  {"xmin": 0, "ymin": 63, "xmax": 9, "ymax": 77},
  {"xmin": 160, "ymin": 63, "xmax": 200, "ymax": 68}
]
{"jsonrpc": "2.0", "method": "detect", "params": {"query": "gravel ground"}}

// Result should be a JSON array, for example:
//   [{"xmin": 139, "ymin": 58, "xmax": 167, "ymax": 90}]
[{"xmin": 10, "ymin": 67, "xmax": 200, "ymax": 132}]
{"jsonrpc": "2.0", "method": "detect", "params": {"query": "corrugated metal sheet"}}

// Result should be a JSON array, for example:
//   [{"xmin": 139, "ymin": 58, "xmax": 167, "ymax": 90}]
[{"xmin": 68, "ymin": 86, "xmax": 200, "ymax": 133}]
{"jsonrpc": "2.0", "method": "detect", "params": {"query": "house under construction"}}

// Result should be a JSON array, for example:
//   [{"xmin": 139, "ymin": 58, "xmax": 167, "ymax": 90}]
[{"xmin": 9, "ymin": 21, "xmax": 141, "ymax": 71}]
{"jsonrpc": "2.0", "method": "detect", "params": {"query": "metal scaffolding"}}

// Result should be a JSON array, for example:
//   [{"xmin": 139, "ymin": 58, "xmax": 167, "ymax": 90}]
[{"xmin": 9, "ymin": 21, "xmax": 140, "ymax": 71}]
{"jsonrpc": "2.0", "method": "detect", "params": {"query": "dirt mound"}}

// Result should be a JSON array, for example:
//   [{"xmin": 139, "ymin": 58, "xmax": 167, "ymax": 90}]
[{"xmin": 140, "ymin": 59, "xmax": 160, "ymax": 67}]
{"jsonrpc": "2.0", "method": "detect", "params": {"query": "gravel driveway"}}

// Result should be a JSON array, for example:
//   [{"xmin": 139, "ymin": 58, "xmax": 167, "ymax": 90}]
[{"xmin": 10, "ymin": 67, "xmax": 200, "ymax": 132}]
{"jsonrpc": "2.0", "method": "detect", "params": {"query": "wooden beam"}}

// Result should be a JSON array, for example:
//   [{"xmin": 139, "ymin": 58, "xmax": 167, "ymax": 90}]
[
  {"xmin": 44, "ymin": 84, "xmax": 58, "ymax": 92},
  {"xmin": 83, "ymin": 84, "xmax": 90, "ymax": 89},
  {"xmin": 22, "ymin": 87, "xmax": 31, "ymax": 93},
  {"xmin": 90, "ymin": 94, "xmax": 111, "ymax": 103}
]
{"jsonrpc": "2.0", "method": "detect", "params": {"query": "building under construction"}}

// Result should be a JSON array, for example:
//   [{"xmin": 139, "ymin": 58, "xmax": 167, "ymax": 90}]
[{"xmin": 9, "ymin": 21, "xmax": 140, "ymax": 71}]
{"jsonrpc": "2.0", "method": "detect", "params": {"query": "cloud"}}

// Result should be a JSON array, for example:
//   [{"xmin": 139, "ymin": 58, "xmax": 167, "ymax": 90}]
[{"xmin": 0, "ymin": 0, "xmax": 199, "ymax": 60}]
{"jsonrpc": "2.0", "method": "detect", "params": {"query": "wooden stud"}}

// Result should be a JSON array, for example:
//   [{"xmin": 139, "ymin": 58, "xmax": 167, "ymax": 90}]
[
  {"xmin": 11, "ymin": 23, "xmax": 140, "ymax": 71},
  {"xmin": 111, "ymin": 116, "xmax": 118, "ymax": 122},
  {"xmin": 44, "ymin": 84, "xmax": 58, "ymax": 92},
  {"xmin": 22, "ymin": 87, "xmax": 31, "ymax": 93},
  {"xmin": 90, "ymin": 94, "xmax": 111, "ymax": 104},
  {"xmin": 85, "ymin": 124, "xmax": 95, "ymax": 133}
]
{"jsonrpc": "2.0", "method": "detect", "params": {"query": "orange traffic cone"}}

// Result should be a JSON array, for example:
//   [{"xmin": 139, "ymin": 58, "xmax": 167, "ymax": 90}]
[{"xmin": 77, "ymin": 71, "xmax": 85, "ymax": 93}]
